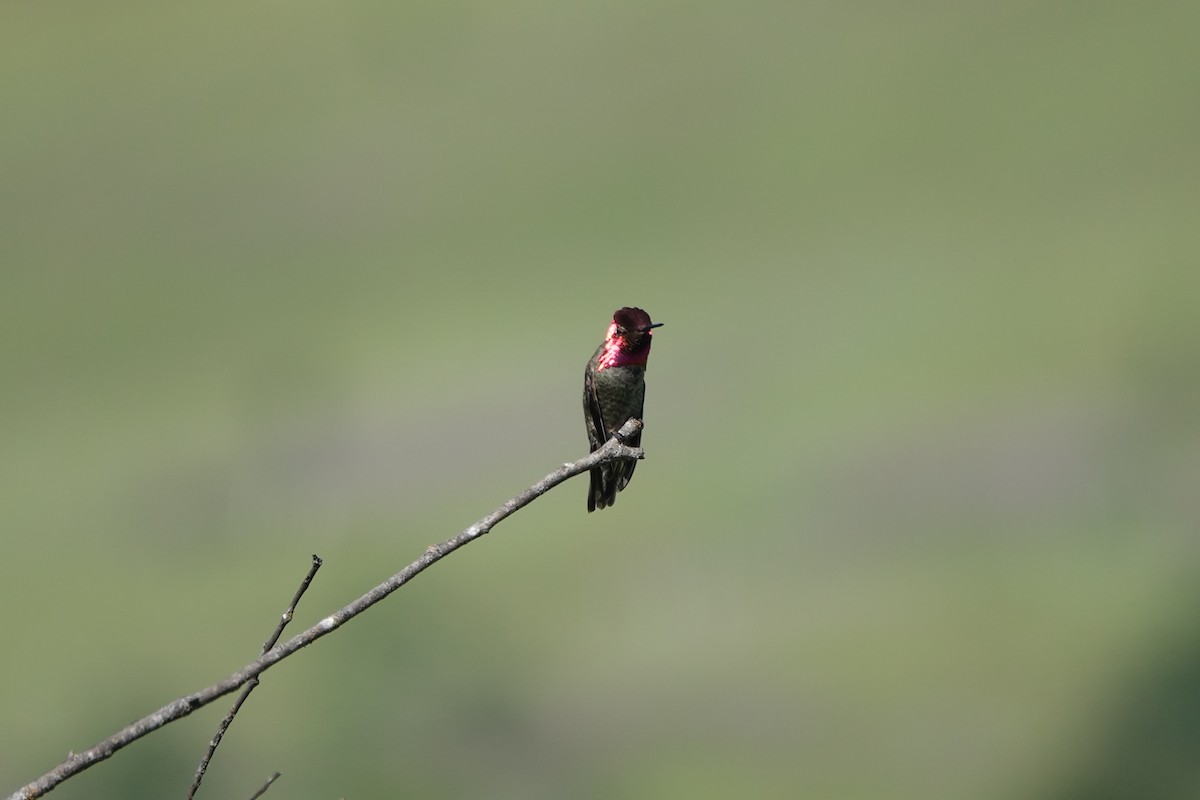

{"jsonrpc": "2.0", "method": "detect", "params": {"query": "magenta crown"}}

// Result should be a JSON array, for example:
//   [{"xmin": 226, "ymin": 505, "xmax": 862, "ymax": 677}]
[
  {"xmin": 598, "ymin": 307, "xmax": 662, "ymax": 369},
  {"xmin": 613, "ymin": 307, "xmax": 655, "ymax": 332}
]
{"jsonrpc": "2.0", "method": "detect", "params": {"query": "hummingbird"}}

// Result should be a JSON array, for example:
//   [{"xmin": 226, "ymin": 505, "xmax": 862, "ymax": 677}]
[{"xmin": 583, "ymin": 307, "xmax": 663, "ymax": 512}]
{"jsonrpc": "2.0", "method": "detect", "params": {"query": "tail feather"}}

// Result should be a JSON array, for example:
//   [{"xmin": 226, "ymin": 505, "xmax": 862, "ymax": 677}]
[
  {"xmin": 588, "ymin": 459, "xmax": 637, "ymax": 512},
  {"xmin": 588, "ymin": 466, "xmax": 603, "ymax": 512}
]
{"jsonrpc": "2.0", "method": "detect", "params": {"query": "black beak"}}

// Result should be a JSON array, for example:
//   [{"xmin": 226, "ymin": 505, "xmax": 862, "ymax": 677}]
[{"xmin": 642, "ymin": 322, "xmax": 664, "ymax": 331}]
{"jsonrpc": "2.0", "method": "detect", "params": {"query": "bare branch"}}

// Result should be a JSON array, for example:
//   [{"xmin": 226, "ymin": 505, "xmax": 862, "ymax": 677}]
[
  {"xmin": 7, "ymin": 421, "xmax": 645, "ymax": 800},
  {"xmin": 185, "ymin": 555, "xmax": 323, "ymax": 800}
]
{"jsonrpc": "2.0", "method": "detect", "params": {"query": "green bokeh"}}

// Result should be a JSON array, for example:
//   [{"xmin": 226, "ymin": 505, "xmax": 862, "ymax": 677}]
[{"xmin": 3, "ymin": 2, "xmax": 1198, "ymax": 798}]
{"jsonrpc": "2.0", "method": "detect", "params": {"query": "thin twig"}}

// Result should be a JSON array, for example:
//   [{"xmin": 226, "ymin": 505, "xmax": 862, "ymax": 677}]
[
  {"xmin": 246, "ymin": 772, "xmax": 281, "ymax": 800},
  {"xmin": 7, "ymin": 420, "xmax": 645, "ymax": 800},
  {"xmin": 185, "ymin": 555, "xmax": 323, "ymax": 800},
  {"xmin": 263, "ymin": 556, "xmax": 324, "ymax": 654}
]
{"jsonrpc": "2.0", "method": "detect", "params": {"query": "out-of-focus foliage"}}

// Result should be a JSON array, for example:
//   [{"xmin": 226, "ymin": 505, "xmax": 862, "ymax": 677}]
[{"xmin": 3, "ymin": 2, "xmax": 1198, "ymax": 798}]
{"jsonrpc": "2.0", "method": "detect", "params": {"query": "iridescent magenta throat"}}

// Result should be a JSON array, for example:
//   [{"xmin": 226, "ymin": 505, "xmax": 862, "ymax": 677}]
[{"xmin": 597, "ymin": 322, "xmax": 652, "ymax": 370}]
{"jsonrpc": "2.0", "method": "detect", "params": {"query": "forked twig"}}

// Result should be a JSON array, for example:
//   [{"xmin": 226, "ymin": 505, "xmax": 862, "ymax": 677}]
[
  {"xmin": 185, "ymin": 555, "xmax": 323, "ymax": 799},
  {"xmin": 7, "ymin": 420, "xmax": 645, "ymax": 800}
]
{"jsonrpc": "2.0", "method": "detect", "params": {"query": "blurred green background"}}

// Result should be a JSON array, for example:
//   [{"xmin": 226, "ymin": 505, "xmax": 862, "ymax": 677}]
[{"xmin": 3, "ymin": 2, "xmax": 1198, "ymax": 798}]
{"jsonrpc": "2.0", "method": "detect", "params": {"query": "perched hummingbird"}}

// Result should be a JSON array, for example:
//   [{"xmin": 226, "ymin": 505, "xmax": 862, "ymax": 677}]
[{"xmin": 583, "ymin": 307, "xmax": 663, "ymax": 512}]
